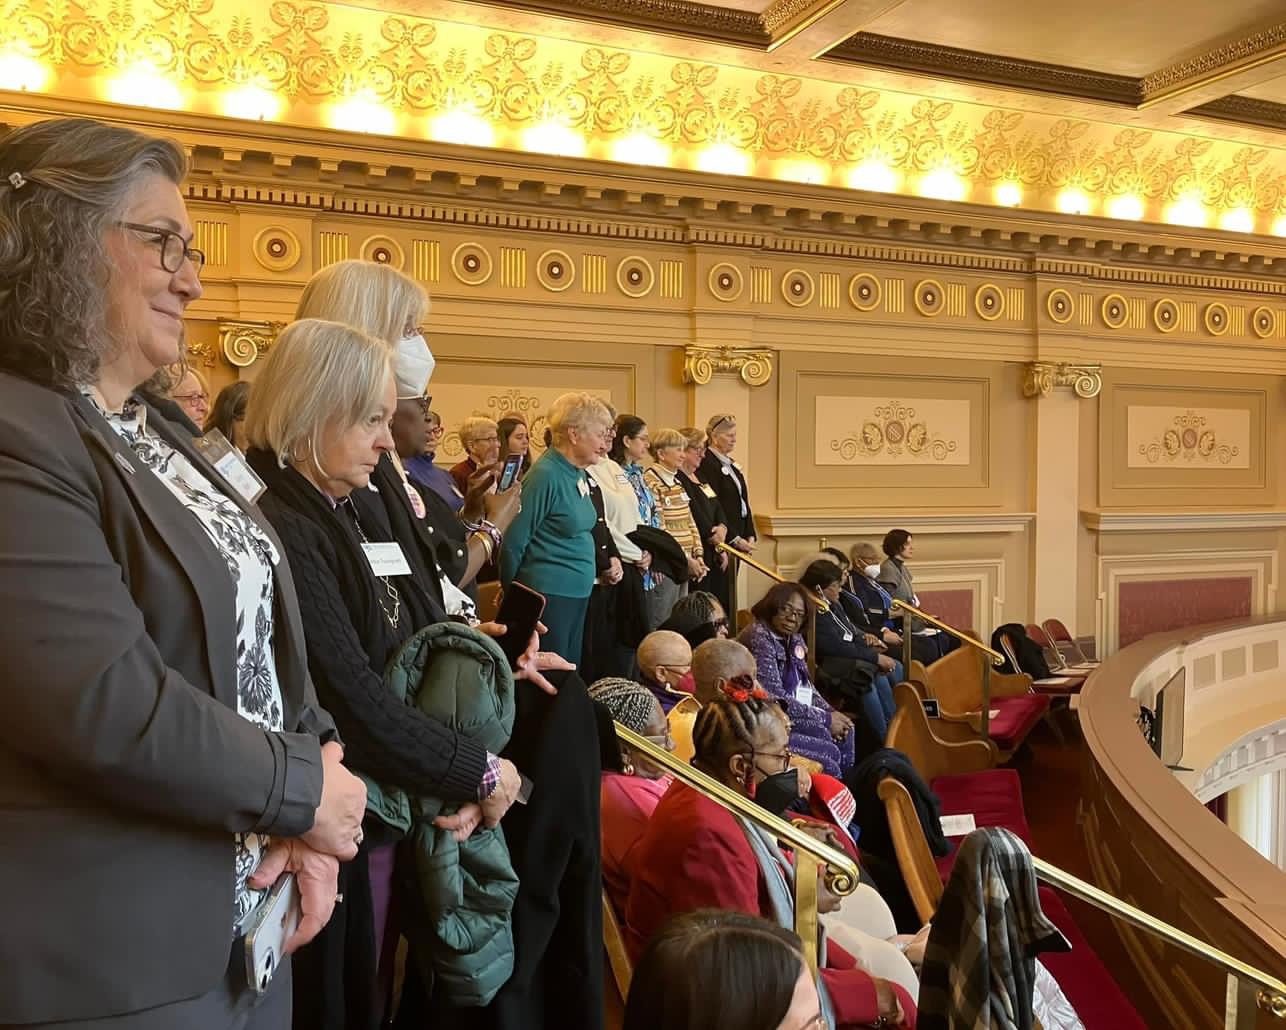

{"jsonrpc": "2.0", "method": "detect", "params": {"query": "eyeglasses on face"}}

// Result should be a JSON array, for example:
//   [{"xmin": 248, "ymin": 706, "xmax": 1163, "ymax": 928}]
[
  {"xmin": 778, "ymin": 606, "xmax": 806, "ymax": 621},
  {"xmin": 172, "ymin": 391, "xmax": 208, "ymax": 404},
  {"xmin": 746, "ymin": 747, "xmax": 793, "ymax": 774},
  {"xmin": 412, "ymin": 396, "xmax": 432, "ymax": 415},
  {"xmin": 116, "ymin": 222, "xmax": 205, "ymax": 273}
]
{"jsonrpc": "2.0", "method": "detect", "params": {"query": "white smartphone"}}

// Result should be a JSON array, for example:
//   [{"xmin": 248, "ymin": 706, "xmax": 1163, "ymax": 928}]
[{"xmin": 243, "ymin": 874, "xmax": 300, "ymax": 994}]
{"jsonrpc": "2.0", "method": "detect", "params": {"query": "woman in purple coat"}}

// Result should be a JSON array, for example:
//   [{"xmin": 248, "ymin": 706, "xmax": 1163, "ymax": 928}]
[{"xmin": 737, "ymin": 582, "xmax": 856, "ymax": 779}]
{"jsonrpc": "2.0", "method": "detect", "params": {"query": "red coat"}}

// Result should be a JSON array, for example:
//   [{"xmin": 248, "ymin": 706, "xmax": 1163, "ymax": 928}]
[{"xmin": 625, "ymin": 781, "xmax": 917, "ymax": 1029}]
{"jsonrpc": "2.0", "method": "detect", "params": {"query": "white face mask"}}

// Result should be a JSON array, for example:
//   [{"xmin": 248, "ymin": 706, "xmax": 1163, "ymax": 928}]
[
  {"xmin": 863, "ymin": 563, "xmax": 882, "ymax": 580},
  {"xmin": 393, "ymin": 333, "xmax": 435, "ymax": 397}
]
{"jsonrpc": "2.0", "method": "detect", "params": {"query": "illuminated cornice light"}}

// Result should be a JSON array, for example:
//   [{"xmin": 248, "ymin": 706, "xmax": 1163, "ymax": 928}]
[
  {"xmin": 522, "ymin": 119, "xmax": 587, "ymax": 157},
  {"xmin": 776, "ymin": 159, "xmax": 828, "ymax": 185},
  {"xmin": 429, "ymin": 106, "xmax": 496, "ymax": 147},
  {"xmin": 696, "ymin": 141, "xmax": 752, "ymax": 177},
  {"xmin": 918, "ymin": 166, "xmax": 967, "ymax": 202},
  {"xmin": 330, "ymin": 93, "xmax": 397, "ymax": 135},
  {"xmin": 1106, "ymin": 193, "xmax": 1145, "ymax": 221},
  {"xmin": 1272, "ymin": 215, "xmax": 1286, "ymax": 237},
  {"xmin": 994, "ymin": 181, "xmax": 1022, "ymax": 207},
  {"xmin": 847, "ymin": 156, "xmax": 899, "ymax": 193},
  {"xmin": 1165, "ymin": 191, "xmax": 1209, "ymax": 227},
  {"xmin": 611, "ymin": 131, "xmax": 669, "ymax": 167},
  {"xmin": 1219, "ymin": 207, "xmax": 1255, "ymax": 233},
  {"xmin": 1055, "ymin": 187, "xmax": 1092, "ymax": 216},
  {"xmin": 0, "ymin": 50, "xmax": 51, "ymax": 92},
  {"xmin": 223, "ymin": 83, "xmax": 282, "ymax": 122},
  {"xmin": 105, "ymin": 62, "xmax": 182, "ymax": 110}
]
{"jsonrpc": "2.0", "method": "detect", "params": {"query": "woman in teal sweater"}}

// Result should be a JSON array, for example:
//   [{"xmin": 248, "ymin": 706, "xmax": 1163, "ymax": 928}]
[{"xmin": 500, "ymin": 392, "xmax": 613, "ymax": 664}]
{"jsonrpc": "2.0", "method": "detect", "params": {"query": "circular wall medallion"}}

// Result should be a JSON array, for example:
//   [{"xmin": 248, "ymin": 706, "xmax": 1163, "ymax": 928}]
[
  {"xmin": 913, "ymin": 279, "xmax": 945, "ymax": 317},
  {"xmin": 781, "ymin": 269, "xmax": 815, "ymax": 308},
  {"xmin": 848, "ymin": 273, "xmax": 881, "ymax": 312},
  {"xmin": 1152, "ymin": 297, "xmax": 1179, "ymax": 334},
  {"xmin": 536, "ymin": 249, "xmax": 576, "ymax": 292},
  {"xmin": 1046, "ymin": 288, "xmax": 1074, "ymax": 325},
  {"xmin": 360, "ymin": 234, "xmax": 404, "ymax": 270},
  {"xmin": 616, "ymin": 256, "xmax": 655, "ymax": 298},
  {"xmin": 1251, "ymin": 305, "xmax": 1277, "ymax": 339},
  {"xmin": 708, "ymin": 262, "xmax": 744, "ymax": 302},
  {"xmin": 1204, "ymin": 302, "xmax": 1230, "ymax": 337},
  {"xmin": 253, "ymin": 226, "xmax": 301, "ymax": 272},
  {"xmin": 1101, "ymin": 292, "xmax": 1129, "ymax": 330},
  {"xmin": 974, "ymin": 283, "xmax": 1005, "ymax": 321},
  {"xmin": 451, "ymin": 242, "xmax": 493, "ymax": 286}
]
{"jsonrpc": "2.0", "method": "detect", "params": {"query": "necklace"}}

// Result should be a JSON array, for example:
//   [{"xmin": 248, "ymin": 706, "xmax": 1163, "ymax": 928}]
[{"xmin": 347, "ymin": 503, "xmax": 402, "ymax": 631}]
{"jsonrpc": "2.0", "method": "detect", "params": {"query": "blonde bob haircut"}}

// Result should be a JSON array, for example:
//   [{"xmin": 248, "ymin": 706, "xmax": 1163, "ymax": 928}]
[
  {"xmin": 295, "ymin": 259, "xmax": 428, "ymax": 346},
  {"xmin": 679, "ymin": 426, "xmax": 706, "ymax": 450},
  {"xmin": 649, "ymin": 427, "xmax": 685, "ymax": 458},
  {"xmin": 459, "ymin": 416, "xmax": 499, "ymax": 450},
  {"xmin": 243, "ymin": 318, "xmax": 392, "ymax": 467},
  {"xmin": 548, "ymin": 392, "xmax": 612, "ymax": 446}
]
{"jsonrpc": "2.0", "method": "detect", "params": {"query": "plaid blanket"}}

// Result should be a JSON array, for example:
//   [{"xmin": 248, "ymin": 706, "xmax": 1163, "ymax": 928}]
[{"xmin": 917, "ymin": 828, "xmax": 1071, "ymax": 1030}]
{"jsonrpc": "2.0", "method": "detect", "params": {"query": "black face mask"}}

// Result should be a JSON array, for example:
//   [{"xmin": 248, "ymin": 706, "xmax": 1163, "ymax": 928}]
[{"xmin": 752, "ymin": 767, "xmax": 800, "ymax": 817}]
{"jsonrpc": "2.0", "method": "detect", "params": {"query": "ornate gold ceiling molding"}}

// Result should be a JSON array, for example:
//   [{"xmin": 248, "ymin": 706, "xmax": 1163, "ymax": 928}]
[
  {"xmin": 6, "ymin": 0, "xmax": 1286, "ymax": 224},
  {"xmin": 1023, "ymin": 362, "xmax": 1102, "ymax": 400},
  {"xmin": 217, "ymin": 319, "xmax": 283, "ymax": 368},
  {"xmin": 682, "ymin": 346, "xmax": 774, "ymax": 387}
]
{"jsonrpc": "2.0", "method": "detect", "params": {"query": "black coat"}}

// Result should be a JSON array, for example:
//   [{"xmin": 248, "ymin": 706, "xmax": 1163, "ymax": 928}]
[
  {"xmin": 679, "ymin": 469, "xmax": 729, "ymax": 602},
  {"xmin": 628, "ymin": 525, "xmax": 690, "ymax": 584},
  {"xmin": 698, "ymin": 449, "xmax": 755, "ymax": 543}
]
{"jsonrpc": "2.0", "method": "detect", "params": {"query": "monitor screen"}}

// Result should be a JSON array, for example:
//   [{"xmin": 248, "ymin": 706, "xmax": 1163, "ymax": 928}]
[{"xmin": 1154, "ymin": 667, "xmax": 1187, "ymax": 768}]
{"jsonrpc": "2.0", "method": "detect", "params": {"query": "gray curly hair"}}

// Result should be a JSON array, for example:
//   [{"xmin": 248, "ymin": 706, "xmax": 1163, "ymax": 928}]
[
  {"xmin": 0, "ymin": 118, "xmax": 187, "ymax": 390},
  {"xmin": 588, "ymin": 678, "xmax": 658, "ymax": 734}
]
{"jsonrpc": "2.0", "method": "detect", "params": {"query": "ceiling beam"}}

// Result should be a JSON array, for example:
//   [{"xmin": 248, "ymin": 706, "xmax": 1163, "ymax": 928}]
[
  {"xmin": 1138, "ymin": 21, "xmax": 1286, "ymax": 115},
  {"xmin": 763, "ymin": 0, "xmax": 910, "ymax": 61}
]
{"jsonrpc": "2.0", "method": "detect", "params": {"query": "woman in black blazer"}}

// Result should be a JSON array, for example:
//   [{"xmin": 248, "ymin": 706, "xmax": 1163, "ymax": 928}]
[
  {"xmin": 0, "ymin": 119, "xmax": 365, "ymax": 1028},
  {"xmin": 696, "ymin": 413, "xmax": 754, "ymax": 613},
  {"xmin": 677, "ymin": 426, "xmax": 730, "ymax": 610}
]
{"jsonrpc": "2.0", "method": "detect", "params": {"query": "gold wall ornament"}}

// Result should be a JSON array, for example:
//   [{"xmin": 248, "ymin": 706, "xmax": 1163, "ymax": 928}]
[
  {"xmin": 1152, "ymin": 297, "xmax": 1180, "ymax": 334},
  {"xmin": 974, "ymin": 283, "xmax": 1005, "ymax": 321},
  {"xmin": 219, "ymin": 319, "xmax": 282, "ymax": 368},
  {"xmin": 830, "ymin": 400, "xmax": 958, "ymax": 462},
  {"xmin": 253, "ymin": 226, "xmax": 302, "ymax": 272},
  {"xmin": 781, "ymin": 268, "xmax": 815, "ymax": 308},
  {"xmin": 1023, "ymin": 362, "xmax": 1103, "ymax": 400},
  {"xmin": 1138, "ymin": 411, "xmax": 1239, "ymax": 465},
  {"xmin": 1204, "ymin": 302, "xmax": 1230, "ymax": 336},
  {"xmin": 708, "ymin": 262, "xmax": 745, "ymax": 302},
  {"xmin": 1251, "ymin": 305, "xmax": 1277, "ymax": 339},
  {"xmin": 913, "ymin": 279, "xmax": 946, "ymax": 317},
  {"xmin": 360, "ymin": 234, "xmax": 404, "ymax": 269},
  {"xmin": 848, "ymin": 273, "xmax": 881, "ymax": 312},
  {"xmin": 451, "ymin": 242, "xmax": 493, "ymax": 286},
  {"xmin": 1045, "ymin": 288, "xmax": 1075, "ymax": 325},
  {"xmin": 616, "ymin": 256, "xmax": 655, "ymax": 298},
  {"xmin": 682, "ymin": 346, "xmax": 774, "ymax": 387},
  {"xmin": 1101, "ymin": 293, "xmax": 1129, "ymax": 330},
  {"xmin": 536, "ymin": 249, "xmax": 576, "ymax": 291}
]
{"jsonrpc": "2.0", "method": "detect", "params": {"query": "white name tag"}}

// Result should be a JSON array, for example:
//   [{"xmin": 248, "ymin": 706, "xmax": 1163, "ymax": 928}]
[
  {"xmin": 577, "ymin": 478, "xmax": 590, "ymax": 497},
  {"xmin": 940, "ymin": 813, "xmax": 977, "ymax": 838},
  {"xmin": 841, "ymin": 630, "xmax": 854, "ymax": 642},
  {"xmin": 794, "ymin": 684, "xmax": 814, "ymax": 706},
  {"xmin": 700, "ymin": 483, "xmax": 717, "ymax": 499},
  {"xmin": 361, "ymin": 541, "xmax": 412, "ymax": 577},
  {"xmin": 195, "ymin": 430, "xmax": 266, "ymax": 503}
]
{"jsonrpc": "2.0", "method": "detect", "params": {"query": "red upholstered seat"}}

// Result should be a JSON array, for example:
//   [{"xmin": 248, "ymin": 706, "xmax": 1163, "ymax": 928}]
[
  {"xmin": 931, "ymin": 768, "xmax": 1033, "ymax": 881},
  {"xmin": 989, "ymin": 694, "xmax": 1050, "ymax": 752},
  {"xmin": 1037, "ymin": 887, "xmax": 1149, "ymax": 1030}
]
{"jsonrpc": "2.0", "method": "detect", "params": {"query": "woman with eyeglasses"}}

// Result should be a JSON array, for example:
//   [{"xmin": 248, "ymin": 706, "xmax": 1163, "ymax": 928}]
[
  {"xmin": 586, "ymin": 678, "xmax": 675, "ymax": 918},
  {"xmin": 170, "ymin": 365, "xmax": 211, "ymax": 427},
  {"xmin": 623, "ymin": 692, "xmax": 915, "ymax": 1029},
  {"xmin": 0, "ymin": 118, "xmax": 367, "ymax": 1028},
  {"xmin": 738, "ymin": 583, "xmax": 856, "ymax": 779}
]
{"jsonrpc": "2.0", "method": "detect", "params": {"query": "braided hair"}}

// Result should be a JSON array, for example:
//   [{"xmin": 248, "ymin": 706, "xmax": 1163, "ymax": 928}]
[
  {"xmin": 588, "ymin": 677, "xmax": 658, "ymax": 734},
  {"xmin": 691, "ymin": 688, "xmax": 788, "ymax": 783}
]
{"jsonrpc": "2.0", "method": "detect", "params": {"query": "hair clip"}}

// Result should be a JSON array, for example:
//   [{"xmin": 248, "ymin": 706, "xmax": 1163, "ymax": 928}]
[
  {"xmin": 721, "ymin": 674, "xmax": 768, "ymax": 703},
  {"xmin": 6, "ymin": 172, "xmax": 27, "ymax": 190}
]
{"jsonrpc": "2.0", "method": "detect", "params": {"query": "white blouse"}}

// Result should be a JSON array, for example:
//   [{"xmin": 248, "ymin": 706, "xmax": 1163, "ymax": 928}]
[
  {"xmin": 100, "ymin": 397, "xmax": 285, "ymax": 931},
  {"xmin": 587, "ymin": 457, "xmax": 644, "ymax": 561}
]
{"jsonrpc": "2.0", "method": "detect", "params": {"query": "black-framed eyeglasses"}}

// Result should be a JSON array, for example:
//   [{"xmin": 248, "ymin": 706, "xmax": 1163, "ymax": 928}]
[
  {"xmin": 711, "ymin": 617, "xmax": 730, "ymax": 632},
  {"xmin": 116, "ymin": 222, "xmax": 206, "ymax": 273},
  {"xmin": 778, "ymin": 607, "xmax": 806, "ymax": 622},
  {"xmin": 747, "ymin": 748, "xmax": 793, "ymax": 774}
]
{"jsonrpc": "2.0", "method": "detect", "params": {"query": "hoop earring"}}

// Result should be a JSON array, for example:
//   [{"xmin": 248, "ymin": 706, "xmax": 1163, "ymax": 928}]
[{"xmin": 623, "ymin": 759, "xmax": 635, "ymax": 776}]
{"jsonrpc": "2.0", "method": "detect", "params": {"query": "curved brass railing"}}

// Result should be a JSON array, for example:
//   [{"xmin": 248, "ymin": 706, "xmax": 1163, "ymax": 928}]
[
  {"xmin": 716, "ymin": 540, "xmax": 829, "ymax": 611},
  {"xmin": 615, "ymin": 723, "xmax": 858, "ymax": 975},
  {"xmin": 892, "ymin": 597, "xmax": 1004, "ymax": 744},
  {"xmin": 618, "ymin": 725, "xmax": 1286, "ymax": 1024}
]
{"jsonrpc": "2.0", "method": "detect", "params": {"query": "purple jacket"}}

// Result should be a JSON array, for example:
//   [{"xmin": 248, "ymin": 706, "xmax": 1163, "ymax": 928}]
[{"xmin": 738, "ymin": 620, "xmax": 855, "ymax": 779}]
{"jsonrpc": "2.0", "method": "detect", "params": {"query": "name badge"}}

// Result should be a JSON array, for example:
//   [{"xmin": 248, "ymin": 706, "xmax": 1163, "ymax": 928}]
[
  {"xmin": 794, "ymin": 643, "xmax": 808, "ymax": 660},
  {"xmin": 700, "ymin": 483, "xmax": 717, "ymax": 499},
  {"xmin": 361, "ymin": 541, "xmax": 412, "ymax": 577},
  {"xmin": 721, "ymin": 466, "xmax": 731, "ymax": 476},
  {"xmin": 195, "ymin": 430, "xmax": 266, "ymax": 503},
  {"xmin": 841, "ymin": 630, "xmax": 854, "ymax": 642},
  {"xmin": 794, "ymin": 684, "xmax": 814, "ymax": 706},
  {"xmin": 577, "ymin": 478, "xmax": 590, "ymax": 497}
]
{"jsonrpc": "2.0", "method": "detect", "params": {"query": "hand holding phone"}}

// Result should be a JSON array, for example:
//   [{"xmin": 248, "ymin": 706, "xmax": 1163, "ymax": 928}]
[
  {"xmin": 496, "ymin": 454, "xmax": 523, "ymax": 493},
  {"xmin": 244, "ymin": 875, "xmax": 300, "ymax": 994},
  {"xmin": 494, "ymin": 582, "xmax": 547, "ymax": 667}
]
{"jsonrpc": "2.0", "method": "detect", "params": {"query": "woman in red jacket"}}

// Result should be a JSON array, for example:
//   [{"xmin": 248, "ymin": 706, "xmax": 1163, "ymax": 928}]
[{"xmin": 624, "ymin": 689, "xmax": 916, "ymax": 1028}]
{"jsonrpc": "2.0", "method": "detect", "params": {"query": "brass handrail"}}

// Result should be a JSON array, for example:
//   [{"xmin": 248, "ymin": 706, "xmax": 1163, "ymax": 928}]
[
  {"xmin": 890, "ymin": 598, "xmax": 1004, "ymax": 665},
  {"xmin": 615, "ymin": 723, "xmax": 858, "ymax": 974},
  {"xmin": 716, "ymin": 540, "xmax": 829, "ymax": 612},
  {"xmin": 1031, "ymin": 856, "xmax": 1286, "ymax": 1019}
]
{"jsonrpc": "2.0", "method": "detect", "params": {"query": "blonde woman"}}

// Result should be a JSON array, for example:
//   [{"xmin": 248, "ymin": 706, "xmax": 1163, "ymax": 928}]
[
  {"xmin": 451, "ymin": 415, "xmax": 501, "ymax": 496},
  {"xmin": 643, "ymin": 428, "xmax": 708, "ymax": 587},
  {"xmin": 244, "ymin": 319, "xmax": 525, "ymax": 1030}
]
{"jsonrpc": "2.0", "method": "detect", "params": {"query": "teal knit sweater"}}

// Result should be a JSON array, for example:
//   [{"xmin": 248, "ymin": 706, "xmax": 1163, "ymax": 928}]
[{"xmin": 499, "ymin": 447, "xmax": 597, "ymax": 598}]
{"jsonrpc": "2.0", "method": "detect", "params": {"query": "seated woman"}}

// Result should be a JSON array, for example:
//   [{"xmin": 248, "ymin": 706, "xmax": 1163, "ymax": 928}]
[
  {"xmin": 660, "ymin": 589, "xmax": 731, "ymax": 648},
  {"xmin": 624, "ymin": 693, "xmax": 916, "ymax": 1028},
  {"xmin": 799, "ymin": 560, "xmax": 900, "ymax": 748},
  {"xmin": 586, "ymin": 678, "xmax": 674, "ymax": 918},
  {"xmin": 738, "ymin": 583, "xmax": 855, "ymax": 780},
  {"xmin": 878, "ymin": 530, "xmax": 959, "ymax": 665},
  {"xmin": 624, "ymin": 910, "xmax": 830, "ymax": 1030}
]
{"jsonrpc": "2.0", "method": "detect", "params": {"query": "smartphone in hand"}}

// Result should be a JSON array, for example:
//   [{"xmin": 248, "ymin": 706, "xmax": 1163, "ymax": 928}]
[
  {"xmin": 496, "ymin": 454, "xmax": 523, "ymax": 493},
  {"xmin": 494, "ymin": 582, "xmax": 546, "ymax": 667}
]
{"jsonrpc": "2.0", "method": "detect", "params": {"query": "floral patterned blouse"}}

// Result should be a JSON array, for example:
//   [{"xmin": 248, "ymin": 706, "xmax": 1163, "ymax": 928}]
[{"xmin": 99, "ymin": 397, "xmax": 285, "ymax": 931}]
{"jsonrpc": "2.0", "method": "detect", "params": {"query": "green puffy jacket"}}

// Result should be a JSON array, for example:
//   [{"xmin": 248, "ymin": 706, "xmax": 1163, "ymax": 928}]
[{"xmin": 384, "ymin": 622, "xmax": 518, "ymax": 1007}]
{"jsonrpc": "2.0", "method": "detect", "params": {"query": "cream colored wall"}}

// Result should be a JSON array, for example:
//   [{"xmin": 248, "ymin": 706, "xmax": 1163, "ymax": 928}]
[{"xmin": 21, "ymin": 100, "xmax": 1286, "ymax": 653}]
